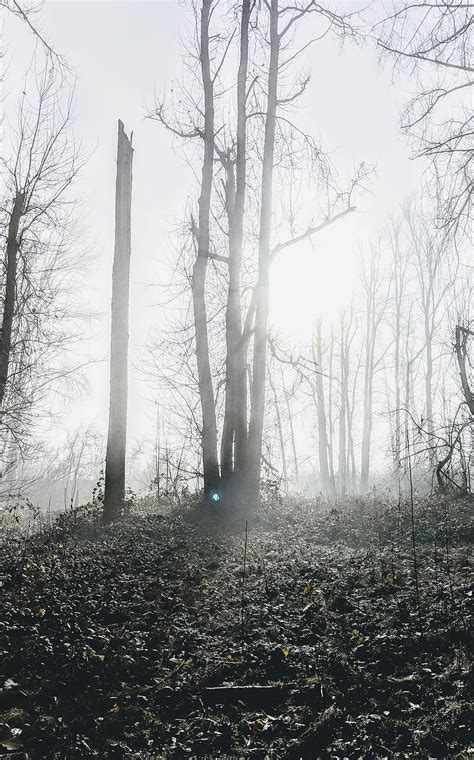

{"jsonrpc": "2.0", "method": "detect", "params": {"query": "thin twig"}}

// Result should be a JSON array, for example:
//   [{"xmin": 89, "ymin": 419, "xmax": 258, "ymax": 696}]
[
  {"xmin": 240, "ymin": 518, "xmax": 248, "ymax": 643},
  {"xmin": 406, "ymin": 429, "xmax": 420, "ymax": 612}
]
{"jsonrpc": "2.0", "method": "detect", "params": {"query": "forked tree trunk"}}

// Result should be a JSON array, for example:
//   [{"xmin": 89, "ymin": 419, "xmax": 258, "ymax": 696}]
[
  {"xmin": 194, "ymin": 0, "xmax": 220, "ymax": 495},
  {"xmin": 104, "ymin": 120, "xmax": 133, "ymax": 521},
  {"xmin": 0, "ymin": 192, "xmax": 24, "ymax": 408},
  {"xmin": 247, "ymin": 0, "xmax": 279, "ymax": 501},
  {"xmin": 221, "ymin": 0, "xmax": 251, "ymax": 486}
]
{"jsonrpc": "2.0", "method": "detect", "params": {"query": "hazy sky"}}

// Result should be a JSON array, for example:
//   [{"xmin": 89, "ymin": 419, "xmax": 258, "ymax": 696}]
[{"xmin": 3, "ymin": 0, "xmax": 423, "ymax": 459}]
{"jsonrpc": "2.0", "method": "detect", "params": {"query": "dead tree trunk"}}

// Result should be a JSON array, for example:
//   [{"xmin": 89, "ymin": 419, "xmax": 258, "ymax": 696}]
[
  {"xmin": 0, "ymin": 192, "xmax": 24, "ymax": 408},
  {"xmin": 104, "ymin": 120, "xmax": 133, "ymax": 521}
]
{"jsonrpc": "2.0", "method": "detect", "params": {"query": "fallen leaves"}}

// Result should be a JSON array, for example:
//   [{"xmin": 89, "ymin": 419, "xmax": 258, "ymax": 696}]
[{"xmin": 0, "ymin": 498, "xmax": 471, "ymax": 758}]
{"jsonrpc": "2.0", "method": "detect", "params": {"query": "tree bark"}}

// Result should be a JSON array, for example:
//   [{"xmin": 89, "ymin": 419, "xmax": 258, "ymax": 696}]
[
  {"xmin": 282, "ymin": 370, "xmax": 299, "ymax": 485},
  {"xmin": 360, "ymin": 299, "xmax": 373, "ymax": 491},
  {"xmin": 389, "ymin": 219, "xmax": 405, "ymax": 465},
  {"xmin": 0, "ymin": 192, "xmax": 25, "ymax": 408},
  {"xmin": 360, "ymin": 251, "xmax": 386, "ymax": 492},
  {"xmin": 313, "ymin": 321, "xmax": 331, "ymax": 492},
  {"xmin": 268, "ymin": 366, "xmax": 288, "ymax": 488},
  {"xmin": 338, "ymin": 315, "xmax": 347, "ymax": 495},
  {"xmin": 455, "ymin": 325, "xmax": 474, "ymax": 415},
  {"xmin": 327, "ymin": 327, "xmax": 335, "ymax": 488},
  {"xmin": 247, "ymin": 0, "xmax": 279, "ymax": 501},
  {"xmin": 193, "ymin": 0, "xmax": 220, "ymax": 494},
  {"xmin": 221, "ymin": 0, "xmax": 251, "ymax": 487},
  {"xmin": 104, "ymin": 120, "xmax": 133, "ymax": 521}
]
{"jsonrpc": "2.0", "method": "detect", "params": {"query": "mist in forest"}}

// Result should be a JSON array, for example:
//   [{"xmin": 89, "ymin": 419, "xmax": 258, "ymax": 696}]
[
  {"xmin": 0, "ymin": 0, "xmax": 471, "ymax": 513},
  {"xmin": 0, "ymin": 3, "xmax": 472, "ymax": 758}
]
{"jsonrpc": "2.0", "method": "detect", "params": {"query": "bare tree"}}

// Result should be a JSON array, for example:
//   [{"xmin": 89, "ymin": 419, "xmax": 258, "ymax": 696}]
[
  {"xmin": 404, "ymin": 201, "xmax": 451, "ymax": 453},
  {"xmin": 360, "ymin": 245, "xmax": 389, "ymax": 491},
  {"xmin": 337, "ymin": 307, "xmax": 357, "ymax": 494},
  {"xmin": 312, "ymin": 320, "xmax": 332, "ymax": 491},
  {"xmin": 385, "ymin": 216, "xmax": 411, "ymax": 464},
  {"xmin": 150, "ymin": 0, "xmax": 366, "ymax": 505},
  {"xmin": 1, "ymin": 0, "xmax": 66, "ymax": 64},
  {"xmin": 220, "ymin": 0, "xmax": 251, "ymax": 485},
  {"xmin": 267, "ymin": 362, "xmax": 288, "ymax": 489},
  {"xmin": 375, "ymin": 1, "xmax": 473, "ymax": 238},
  {"xmin": 246, "ymin": 0, "xmax": 280, "ymax": 498},
  {"xmin": 0, "ymin": 59, "xmax": 83, "ymax": 461}
]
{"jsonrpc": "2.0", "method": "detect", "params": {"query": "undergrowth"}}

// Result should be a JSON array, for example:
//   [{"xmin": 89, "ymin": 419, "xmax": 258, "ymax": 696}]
[{"xmin": 0, "ymin": 493, "xmax": 472, "ymax": 758}]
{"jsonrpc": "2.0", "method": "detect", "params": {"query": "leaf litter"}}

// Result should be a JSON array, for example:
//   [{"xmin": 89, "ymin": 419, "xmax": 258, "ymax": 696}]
[{"xmin": 0, "ymin": 495, "xmax": 472, "ymax": 758}]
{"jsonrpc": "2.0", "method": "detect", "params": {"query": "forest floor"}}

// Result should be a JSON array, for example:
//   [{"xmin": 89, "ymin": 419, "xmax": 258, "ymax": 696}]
[{"xmin": 0, "ymin": 494, "xmax": 472, "ymax": 759}]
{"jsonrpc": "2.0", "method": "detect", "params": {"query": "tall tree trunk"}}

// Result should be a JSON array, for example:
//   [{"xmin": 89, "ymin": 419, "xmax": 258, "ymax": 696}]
[
  {"xmin": 404, "ymin": 316, "xmax": 415, "ymax": 445},
  {"xmin": 394, "ymin": 324, "xmax": 401, "ymax": 462},
  {"xmin": 104, "ymin": 120, "xmax": 133, "ymax": 521},
  {"xmin": 0, "ymin": 192, "xmax": 24, "ymax": 408},
  {"xmin": 282, "ymin": 370, "xmax": 299, "ymax": 485},
  {"xmin": 247, "ymin": 0, "xmax": 279, "ymax": 500},
  {"xmin": 221, "ymin": 0, "xmax": 251, "ymax": 486},
  {"xmin": 327, "ymin": 327, "xmax": 335, "ymax": 488},
  {"xmin": 338, "ymin": 316, "xmax": 347, "ymax": 495},
  {"xmin": 268, "ymin": 366, "xmax": 287, "ymax": 488},
  {"xmin": 360, "ymin": 313, "xmax": 374, "ymax": 492},
  {"xmin": 313, "ymin": 321, "xmax": 331, "ymax": 491},
  {"xmin": 193, "ymin": 0, "xmax": 220, "ymax": 494},
  {"xmin": 388, "ymin": 218, "xmax": 406, "ymax": 467},
  {"xmin": 424, "ymin": 311, "xmax": 433, "ymax": 436},
  {"xmin": 346, "ymin": 389, "xmax": 356, "ymax": 490},
  {"xmin": 221, "ymin": 156, "xmax": 237, "ymax": 480},
  {"xmin": 361, "ymin": 254, "xmax": 383, "ymax": 492}
]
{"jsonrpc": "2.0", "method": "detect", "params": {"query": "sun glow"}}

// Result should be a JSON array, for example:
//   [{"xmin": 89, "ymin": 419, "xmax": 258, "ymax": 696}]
[{"xmin": 270, "ymin": 227, "xmax": 356, "ymax": 343}]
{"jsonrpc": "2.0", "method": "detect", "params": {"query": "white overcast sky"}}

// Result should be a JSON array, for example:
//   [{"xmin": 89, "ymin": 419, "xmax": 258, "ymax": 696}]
[{"xmin": 3, "ymin": 0, "xmax": 422, "ymax": 453}]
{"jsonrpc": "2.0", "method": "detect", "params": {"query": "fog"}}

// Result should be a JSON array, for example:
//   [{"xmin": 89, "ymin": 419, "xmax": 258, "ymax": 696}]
[{"xmin": 1, "ymin": 0, "xmax": 471, "ymax": 509}]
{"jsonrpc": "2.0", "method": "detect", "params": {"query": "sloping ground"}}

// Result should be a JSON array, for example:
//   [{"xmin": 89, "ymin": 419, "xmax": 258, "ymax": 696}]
[{"xmin": 0, "ymin": 498, "xmax": 472, "ymax": 759}]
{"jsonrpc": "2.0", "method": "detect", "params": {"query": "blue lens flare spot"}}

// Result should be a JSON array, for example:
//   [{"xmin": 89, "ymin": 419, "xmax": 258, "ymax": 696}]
[{"xmin": 211, "ymin": 491, "xmax": 220, "ymax": 503}]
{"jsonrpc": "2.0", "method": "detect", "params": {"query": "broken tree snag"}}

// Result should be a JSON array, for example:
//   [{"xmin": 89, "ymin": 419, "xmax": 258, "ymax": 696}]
[{"xmin": 104, "ymin": 120, "xmax": 134, "ymax": 522}]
